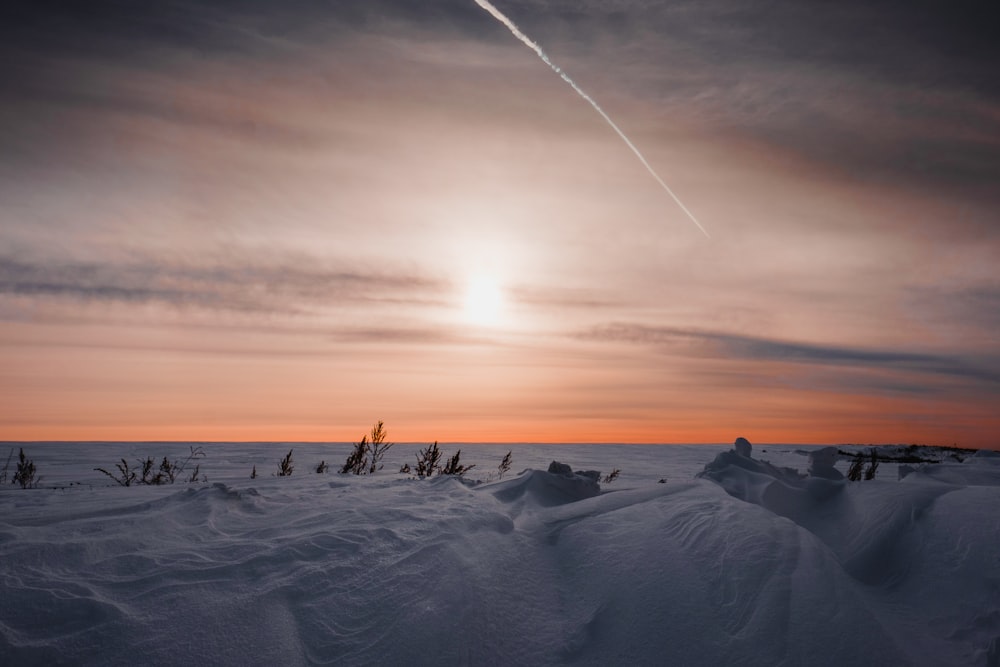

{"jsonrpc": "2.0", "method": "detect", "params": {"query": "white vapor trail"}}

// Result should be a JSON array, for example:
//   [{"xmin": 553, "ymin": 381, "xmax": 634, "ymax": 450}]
[{"xmin": 473, "ymin": 0, "xmax": 711, "ymax": 238}]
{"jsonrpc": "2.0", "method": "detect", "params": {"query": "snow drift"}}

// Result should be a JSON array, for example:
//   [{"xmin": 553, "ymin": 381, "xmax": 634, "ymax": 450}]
[{"xmin": 1, "ymin": 442, "xmax": 998, "ymax": 665}]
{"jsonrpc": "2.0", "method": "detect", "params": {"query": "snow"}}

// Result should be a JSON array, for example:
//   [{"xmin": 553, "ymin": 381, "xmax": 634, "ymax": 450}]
[
  {"xmin": 734, "ymin": 436, "xmax": 752, "ymax": 458},
  {"xmin": 2, "ymin": 440, "xmax": 999, "ymax": 665},
  {"xmin": 807, "ymin": 446, "xmax": 845, "ymax": 480},
  {"xmin": 489, "ymin": 462, "xmax": 602, "ymax": 509}
]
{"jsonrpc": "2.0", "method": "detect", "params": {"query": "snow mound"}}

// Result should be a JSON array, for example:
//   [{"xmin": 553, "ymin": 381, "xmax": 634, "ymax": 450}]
[
  {"xmin": 486, "ymin": 461, "xmax": 601, "ymax": 508},
  {"xmin": 697, "ymin": 438, "xmax": 952, "ymax": 585},
  {"xmin": 807, "ymin": 446, "xmax": 845, "ymax": 480},
  {"xmin": 696, "ymin": 439, "xmax": 810, "ymax": 507}
]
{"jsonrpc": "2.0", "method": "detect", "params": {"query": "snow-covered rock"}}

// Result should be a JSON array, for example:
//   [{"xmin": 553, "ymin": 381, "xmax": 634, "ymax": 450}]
[
  {"xmin": 807, "ymin": 445, "xmax": 845, "ymax": 480},
  {"xmin": 487, "ymin": 461, "xmax": 601, "ymax": 507}
]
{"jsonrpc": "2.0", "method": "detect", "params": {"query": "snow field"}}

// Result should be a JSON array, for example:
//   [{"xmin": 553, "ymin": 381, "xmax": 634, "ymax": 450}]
[{"xmin": 2, "ymin": 442, "xmax": 998, "ymax": 665}]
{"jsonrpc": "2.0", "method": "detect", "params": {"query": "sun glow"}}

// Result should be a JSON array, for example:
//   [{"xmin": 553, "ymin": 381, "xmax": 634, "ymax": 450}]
[{"xmin": 463, "ymin": 275, "xmax": 505, "ymax": 326}]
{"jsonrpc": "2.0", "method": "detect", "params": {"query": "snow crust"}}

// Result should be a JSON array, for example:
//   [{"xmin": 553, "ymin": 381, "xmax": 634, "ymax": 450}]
[{"xmin": 2, "ymin": 441, "xmax": 998, "ymax": 665}]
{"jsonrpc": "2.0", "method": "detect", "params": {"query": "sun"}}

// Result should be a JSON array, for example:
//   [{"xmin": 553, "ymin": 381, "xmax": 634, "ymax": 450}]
[{"xmin": 463, "ymin": 275, "xmax": 505, "ymax": 326}]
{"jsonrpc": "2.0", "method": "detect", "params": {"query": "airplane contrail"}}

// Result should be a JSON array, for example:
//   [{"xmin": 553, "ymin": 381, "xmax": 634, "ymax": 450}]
[{"xmin": 473, "ymin": 0, "xmax": 711, "ymax": 239}]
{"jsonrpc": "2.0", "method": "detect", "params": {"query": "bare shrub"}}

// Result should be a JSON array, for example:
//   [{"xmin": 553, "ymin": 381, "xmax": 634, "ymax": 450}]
[
  {"xmin": 498, "ymin": 451, "xmax": 512, "ymax": 479},
  {"xmin": 864, "ymin": 449, "xmax": 880, "ymax": 480},
  {"xmin": 367, "ymin": 420, "xmax": 393, "ymax": 474},
  {"xmin": 186, "ymin": 464, "xmax": 205, "ymax": 483},
  {"xmin": 441, "ymin": 450, "xmax": 475, "ymax": 477},
  {"xmin": 415, "ymin": 441, "xmax": 443, "ymax": 477},
  {"xmin": 847, "ymin": 452, "xmax": 865, "ymax": 481},
  {"xmin": 95, "ymin": 459, "xmax": 137, "ymax": 487},
  {"xmin": 340, "ymin": 437, "xmax": 368, "ymax": 475},
  {"xmin": 175, "ymin": 446, "xmax": 206, "ymax": 482},
  {"xmin": 13, "ymin": 448, "xmax": 41, "ymax": 489},
  {"xmin": 136, "ymin": 457, "xmax": 161, "ymax": 485},
  {"xmin": 339, "ymin": 421, "xmax": 394, "ymax": 475},
  {"xmin": 96, "ymin": 446, "xmax": 206, "ymax": 487},
  {"xmin": 0, "ymin": 448, "xmax": 13, "ymax": 484},
  {"xmin": 157, "ymin": 456, "xmax": 175, "ymax": 483},
  {"xmin": 316, "ymin": 460, "xmax": 329, "ymax": 474},
  {"xmin": 277, "ymin": 450, "xmax": 294, "ymax": 477},
  {"xmin": 602, "ymin": 468, "xmax": 620, "ymax": 484}
]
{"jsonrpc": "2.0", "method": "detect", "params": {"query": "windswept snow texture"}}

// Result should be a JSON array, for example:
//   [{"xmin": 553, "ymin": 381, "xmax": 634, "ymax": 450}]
[{"xmin": 1, "ymin": 442, "xmax": 999, "ymax": 666}]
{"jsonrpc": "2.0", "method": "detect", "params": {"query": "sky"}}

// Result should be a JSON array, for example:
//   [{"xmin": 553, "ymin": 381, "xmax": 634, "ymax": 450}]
[{"xmin": 1, "ymin": 0, "xmax": 998, "ymax": 446}]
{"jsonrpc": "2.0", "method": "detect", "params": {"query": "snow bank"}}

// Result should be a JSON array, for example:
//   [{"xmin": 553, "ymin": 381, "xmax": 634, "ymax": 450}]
[
  {"xmin": 697, "ymin": 438, "xmax": 1000, "ymax": 665},
  {"xmin": 698, "ymin": 439, "xmax": 947, "ymax": 583},
  {"xmin": 898, "ymin": 448, "xmax": 1000, "ymax": 486}
]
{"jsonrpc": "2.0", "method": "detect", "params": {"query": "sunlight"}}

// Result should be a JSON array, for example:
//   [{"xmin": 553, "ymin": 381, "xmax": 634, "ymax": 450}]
[{"xmin": 463, "ymin": 275, "xmax": 505, "ymax": 327}]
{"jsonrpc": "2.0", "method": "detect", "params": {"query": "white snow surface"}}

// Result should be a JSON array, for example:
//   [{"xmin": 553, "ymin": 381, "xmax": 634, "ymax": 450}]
[{"xmin": 2, "ymin": 441, "xmax": 999, "ymax": 666}]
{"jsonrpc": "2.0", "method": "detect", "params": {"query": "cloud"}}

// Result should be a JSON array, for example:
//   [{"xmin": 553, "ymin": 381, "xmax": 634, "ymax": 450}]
[
  {"xmin": 5, "ymin": 0, "xmax": 997, "ymax": 210},
  {"xmin": 0, "ymin": 255, "xmax": 447, "ymax": 316},
  {"xmin": 581, "ymin": 322, "xmax": 1000, "ymax": 388},
  {"xmin": 905, "ymin": 284, "xmax": 1000, "ymax": 333},
  {"xmin": 9, "ymin": 77, "xmax": 325, "ymax": 149},
  {"xmin": 508, "ymin": 285, "xmax": 619, "ymax": 309},
  {"xmin": 535, "ymin": 0, "xmax": 1000, "ymax": 95},
  {"xmin": 500, "ymin": 0, "xmax": 1000, "ymax": 205},
  {"xmin": 326, "ymin": 326, "xmax": 499, "ymax": 347}
]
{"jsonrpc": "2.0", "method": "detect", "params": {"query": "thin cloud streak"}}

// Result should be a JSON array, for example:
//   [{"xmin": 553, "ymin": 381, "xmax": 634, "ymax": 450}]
[
  {"xmin": 0, "ymin": 256, "xmax": 448, "ymax": 316},
  {"xmin": 582, "ymin": 323, "xmax": 1000, "ymax": 387},
  {"xmin": 508, "ymin": 285, "xmax": 619, "ymax": 309}
]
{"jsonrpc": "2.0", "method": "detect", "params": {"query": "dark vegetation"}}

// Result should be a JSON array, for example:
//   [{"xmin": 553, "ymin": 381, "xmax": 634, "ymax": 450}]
[
  {"xmin": 847, "ymin": 453, "xmax": 865, "ymax": 482},
  {"xmin": 340, "ymin": 434, "xmax": 505, "ymax": 481},
  {"xmin": 6, "ymin": 448, "xmax": 41, "ymax": 489},
  {"xmin": 38, "ymin": 427, "xmax": 975, "ymax": 492},
  {"xmin": 341, "ymin": 420, "xmax": 393, "ymax": 475},
  {"xmin": 847, "ymin": 449, "xmax": 881, "ymax": 481},
  {"xmin": 864, "ymin": 450, "xmax": 879, "ymax": 481},
  {"xmin": 0, "ymin": 448, "xmax": 12, "ymax": 485},
  {"xmin": 415, "ymin": 441, "xmax": 443, "ymax": 477},
  {"xmin": 3, "ymin": 422, "xmax": 517, "ymax": 490},
  {"xmin": 837, "ymin": 444, "xmax": 974, "ymax": 465},
  {"xmin": 367, "ymin": 421, "xmax": 392, "ymax": 474},
  {"xmin": 340, "ymin": 439, "xmax": 367, "ymax": 475},
  {"xmin": 838, "ymin": 443, "xmax": 980, "ymax": 482},
  {"xmin": 441, "ymin": 450, "xmax": 475, "ymax": 476},
  {"xmin": 277, "ymin": 450, "xmax": 294, "ymax": 477},
  {"xmin": 410, "ymin": 441, "xmax": 479, "ymax": 478},
  {"xmin": 2, "ymin": 436, "xmax": 605, "ymax": 491},
  {"xmin": 498, "ymin": 450, "xmax": 512, "ymax": 480},
  {"xmin": 95, "ymin": 446, "xmax": 206, "ymax": 487}
]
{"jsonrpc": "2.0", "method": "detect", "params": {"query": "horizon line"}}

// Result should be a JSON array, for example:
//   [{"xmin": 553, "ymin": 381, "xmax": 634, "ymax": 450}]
[{"xmin": 0, "ymin": 439, "xmax": 977, "ymax": 449}]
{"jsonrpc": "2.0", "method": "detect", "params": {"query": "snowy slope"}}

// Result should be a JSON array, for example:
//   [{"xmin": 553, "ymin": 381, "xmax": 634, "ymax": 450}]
[{"xmin": 1, "ymin": 442, "xmax": 998, "ymax": 665}]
